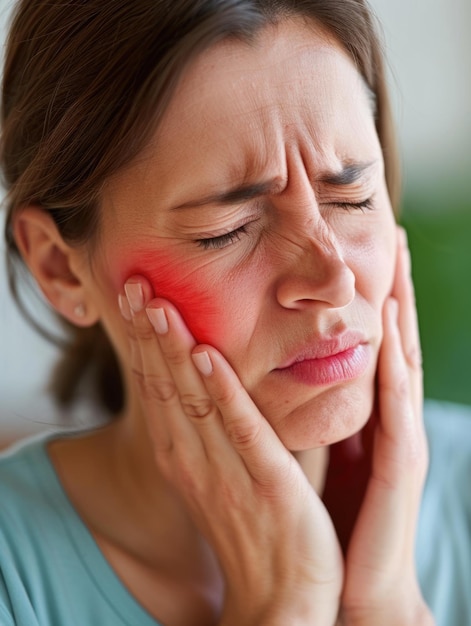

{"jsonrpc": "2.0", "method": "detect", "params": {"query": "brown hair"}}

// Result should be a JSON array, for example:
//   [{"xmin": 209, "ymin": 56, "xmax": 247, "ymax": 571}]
[{"xmin": 1, "ymin": 0, "xmax": 399, "ymax": 416}]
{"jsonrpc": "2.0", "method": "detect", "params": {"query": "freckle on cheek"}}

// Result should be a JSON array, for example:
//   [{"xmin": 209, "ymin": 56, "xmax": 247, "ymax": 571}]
[{"xmin": 119, "ymin": 251, "xmax": 226, "ymax": 344}]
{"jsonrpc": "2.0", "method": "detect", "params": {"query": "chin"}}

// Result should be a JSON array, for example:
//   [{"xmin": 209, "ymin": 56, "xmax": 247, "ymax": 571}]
[{"xmin": 265, "ymin": 377, "xmax": 376, "ymax": 452}]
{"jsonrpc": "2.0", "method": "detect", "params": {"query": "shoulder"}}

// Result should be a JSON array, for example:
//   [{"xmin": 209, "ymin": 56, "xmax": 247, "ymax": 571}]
[
  {"xmin": 0, "ymin": 433, "xmax": 55, "ymax": 494},
  {"xmin": 421, "ymin": 399, "xmax": 471, "ymax": 518},
  {"xmin": 417, "ymin": 400, "xmax": 471, "ymax": 626},
  {"xmin": 0, "ymin": 432, "xmax": 162, "ymax": 626},
  {"xmin": 0, "ymin": 433, "xmax": 62, "ymax": 545},
  {"xmin": 0, "ymin": 433, "xmax": 51, "ymax": 497},
  {"xmin": 423, "ymin": 399, "xmax": 471, "ymax": 476},
  {"xmin": 0, "ymin": 434, "xmax": 60, "ymax": 626}
]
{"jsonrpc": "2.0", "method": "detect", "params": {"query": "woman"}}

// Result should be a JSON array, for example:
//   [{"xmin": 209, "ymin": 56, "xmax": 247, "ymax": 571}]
[{"xmin": 0, "ymin": 0, "xmax": 435, "ymax": 624}]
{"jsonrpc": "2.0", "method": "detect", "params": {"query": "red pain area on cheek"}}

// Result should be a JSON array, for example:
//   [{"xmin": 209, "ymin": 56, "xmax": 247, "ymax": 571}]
[{"xmin": 119, "ymin": 250, "xmax": 227, "ymax": 345}]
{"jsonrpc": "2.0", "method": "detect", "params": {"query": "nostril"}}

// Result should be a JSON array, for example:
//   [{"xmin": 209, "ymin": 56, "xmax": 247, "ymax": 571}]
[{"xmin": 275, "ymin": 250, "xmax": 356, "ymax": 310}]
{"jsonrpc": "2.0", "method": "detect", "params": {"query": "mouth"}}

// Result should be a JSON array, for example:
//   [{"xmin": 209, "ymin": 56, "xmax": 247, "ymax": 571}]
[{"xmin": 274, "ymin": 333, "xmax": 371, "ymax": 387}]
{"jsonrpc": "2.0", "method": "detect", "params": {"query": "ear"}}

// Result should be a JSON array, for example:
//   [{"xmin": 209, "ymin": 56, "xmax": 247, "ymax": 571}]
[{"xmin": 13, "ymin": 206, "xmax": 100, "ymax": 327}]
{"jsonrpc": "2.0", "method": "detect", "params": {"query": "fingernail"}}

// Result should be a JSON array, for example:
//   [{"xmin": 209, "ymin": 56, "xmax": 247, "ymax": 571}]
[
  {"xmin": 192, "ymin": 351, "xmax": 213, "ymax": 377},
  {"xmin": 118, "ymin": 294, "xmax": 132, "ymax": 321},
  {"xmin": 125, "ymin": 282, "xmax": 144, "ymax": 312},
  {"xmin": 146, "ymin": 307, "xmax": 168, "ymax": 334}
]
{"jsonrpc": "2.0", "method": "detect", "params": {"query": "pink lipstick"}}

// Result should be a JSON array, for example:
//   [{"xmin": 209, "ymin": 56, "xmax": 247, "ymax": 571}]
[{"xmin": 275, "ymin": 334, "xmax": 370, "ymax": 387}]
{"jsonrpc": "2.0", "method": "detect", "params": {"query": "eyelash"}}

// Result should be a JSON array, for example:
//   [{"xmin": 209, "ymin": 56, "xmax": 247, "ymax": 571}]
[
  {"xmin": 196, "ymin": 224, "xmax": 249, "ymax": 250},
  {"xmin": 332, "ymin": 198, "xmax": 374, "ymax": 212},
  {"xmin": 196, "ymin": 198, "xmax": 374, "ymax": 250}
]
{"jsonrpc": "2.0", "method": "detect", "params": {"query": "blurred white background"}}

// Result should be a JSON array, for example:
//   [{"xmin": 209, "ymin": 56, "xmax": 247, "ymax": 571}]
[{"xmin": 1, "ymin": 0, "xmax": 470, "ymax": 439}]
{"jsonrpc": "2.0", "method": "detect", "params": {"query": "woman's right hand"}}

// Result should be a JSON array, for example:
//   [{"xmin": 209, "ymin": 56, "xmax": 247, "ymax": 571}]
[{"xmin": 120, "ymin": 278, "xmax": 343, "ymax": 626}]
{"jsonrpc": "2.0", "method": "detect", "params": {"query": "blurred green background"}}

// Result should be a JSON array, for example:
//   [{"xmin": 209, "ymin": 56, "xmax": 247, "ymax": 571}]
[
  {"xmin": 367, "ymin": 0, "xmax": 471, "ymax": 408},
  {"xmin": 402, "ymin": 193, "xmax": 471, "ymax": 406}
]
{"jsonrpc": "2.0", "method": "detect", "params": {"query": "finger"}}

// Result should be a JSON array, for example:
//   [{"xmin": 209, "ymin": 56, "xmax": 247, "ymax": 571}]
[
  {"xmin": 376, "ymin": 298, "xmax": 426, "ymax": 482},
  {"xmin": 119, "ymin": 289, "xmax": 145, "ymax": 384},
  {"xmin": 347, "ymin": 299, "xmax": 427, "ymax": 581},
  {"xmin": 192, "ymin": 346, "xmax": 300, "ymax": 492},
  {"xmin": 146, "ymin": 300, "xmax": 209, "ymax": 417},
  {"xmin": 147, "ymin": 298, "xmax": 301, "ymax": 494},
  {"xmin": 367, "ymin": 298, "xmax": 427, "ymax": 560},
  {"xmin": 146, "ymin": 299, "xmax": 242, "ymax": 467},
  {"xmin": 393, "ymin": 227, "xmax": 423, "ymax": 411},
  {"xmin": 123, "ymin": 277, "xmax": 200, "ymax": 455}
]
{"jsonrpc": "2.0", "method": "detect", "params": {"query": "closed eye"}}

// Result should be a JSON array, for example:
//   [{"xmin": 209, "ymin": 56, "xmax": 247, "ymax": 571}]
[
  {"xmin": 331, "ymin": 198, "xmax": 374, "ymax": 212},
  {"xmin": 195, "ymin": 197, "xmax": 373, "ymax": 251},
  {"xmin": 196, "ymin": 224, "xmax": 249, "ymax": 250}
]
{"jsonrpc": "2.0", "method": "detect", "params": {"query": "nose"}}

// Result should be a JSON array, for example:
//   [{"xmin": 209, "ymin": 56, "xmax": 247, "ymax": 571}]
[{"xmin": 275, "ymin": 222, "xmax": 356, "ymax": 310}]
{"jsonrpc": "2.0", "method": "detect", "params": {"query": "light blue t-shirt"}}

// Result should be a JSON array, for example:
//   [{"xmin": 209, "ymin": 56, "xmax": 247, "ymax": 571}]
[
  {"xmin": 0, "ymin": 400, "xmax": 469, "ymax": 625},
  {"xmin": 415, "ymin": 401, "xmax": 471, "ymax": 626},
  {"xmin": 0, "ymin": 432, "xmax": 162, "ymax": 626}
]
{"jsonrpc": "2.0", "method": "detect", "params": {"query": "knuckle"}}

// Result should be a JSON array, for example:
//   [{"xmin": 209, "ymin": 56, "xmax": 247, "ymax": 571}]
[
  {"xmin": 163, "ymin": 348, "xmax": 187, "ymax": 367},
  {"xmin": 175, "ymin": 457, "xmax": 204, "ymax": 498},
  {"xmin": 133, "ymin": 320, "xmax": 156, "ymax": 342},
  {"xmin": 140, "ymin": 374, "xmax": 178, "ymax": 404},
  {"xmin": 131, "ymin": 366, "xmax": 145, "ymax": 388},
  {"xmin": 212, "ymin": 380, "xmax": 241, "ymax": 407},
  {"xmin": 180, "ymin": 394, "xmax": 214, "ymax": 419},
  {"xmin": 125, "ymin": 324, "xmax": 137, "ymax": 343},
  {"xmin": 225, "ymin": 418, "xmax": 261, "ymax": 450},
  {"xmin": 379, "ymin": 372, "xmax": 409, "ymax": 404}
]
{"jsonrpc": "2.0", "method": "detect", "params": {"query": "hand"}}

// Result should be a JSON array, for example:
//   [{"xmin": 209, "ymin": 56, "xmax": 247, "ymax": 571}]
[
  {"xmin": 119, "ymin": 279, "xmax": 343, "ymax": 625},
  {"xmin": 338, "ymin": 228, "xmax": 434, "ymax": 625}
]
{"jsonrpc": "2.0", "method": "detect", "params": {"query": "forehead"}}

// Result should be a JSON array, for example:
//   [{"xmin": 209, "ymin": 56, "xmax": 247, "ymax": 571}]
[{"xmin": 118, "ymin": 18, "xmax": 378, "ymax": 206}]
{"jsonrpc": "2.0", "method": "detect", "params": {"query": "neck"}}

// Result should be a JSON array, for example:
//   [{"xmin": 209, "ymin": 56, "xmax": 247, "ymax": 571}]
[{"xmin": 48, "ymin": 392, "xmax": 328, "ymax": 622}]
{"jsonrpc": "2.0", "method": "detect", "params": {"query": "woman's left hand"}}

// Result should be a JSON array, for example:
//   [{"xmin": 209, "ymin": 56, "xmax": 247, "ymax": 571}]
[{"xmin": 335, "ymin": 228, "xmax": 434, "ymax": 625}]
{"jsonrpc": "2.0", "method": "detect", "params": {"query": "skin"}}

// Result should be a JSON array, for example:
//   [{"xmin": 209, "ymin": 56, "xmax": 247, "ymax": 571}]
[
  {"xmin": 14, "ymin": 17, "xmax": 433, "ymax": 626},
  {"xmin": 96, "ymin": 19, "xmax": 396, "ymax": 452}
]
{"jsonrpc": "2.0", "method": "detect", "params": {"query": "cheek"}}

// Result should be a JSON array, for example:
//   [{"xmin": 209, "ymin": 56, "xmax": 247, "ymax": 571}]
[
  {"xmin": 345, "ymin": 219, "xmax": 396, "ymax": 306},
  {"xmin": 117, "ymin": 249, "xmax": 229, "ymax": 344}
]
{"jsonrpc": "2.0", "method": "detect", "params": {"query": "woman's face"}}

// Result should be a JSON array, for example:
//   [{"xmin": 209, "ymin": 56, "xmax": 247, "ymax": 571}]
[{"xmin": 89, "ymin": 19, "xmax": 396, "ymax": 450}]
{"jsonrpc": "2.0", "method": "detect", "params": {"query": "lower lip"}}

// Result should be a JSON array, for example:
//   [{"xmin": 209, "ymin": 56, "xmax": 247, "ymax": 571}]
[{"xmin": 275, "ymin": 344, "xmax": 371, "ymax": 387}]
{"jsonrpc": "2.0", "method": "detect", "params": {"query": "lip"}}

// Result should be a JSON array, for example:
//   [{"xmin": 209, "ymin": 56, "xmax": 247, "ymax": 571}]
[{"xmin": 275, "ymin": 333, "xmax": 371, "ymax": 387}]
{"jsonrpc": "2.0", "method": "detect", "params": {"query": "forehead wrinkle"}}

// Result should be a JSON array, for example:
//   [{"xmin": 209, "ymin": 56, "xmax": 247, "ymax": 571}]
[
  {"xmin": 122, "ymin": 19, "xmax": 378, "ymax": 212},
  {"xmin": 182, "ymin": 99, "xmax": 286, "ymax": 197},
  {"xmin": 241, "ymin": 102, "xmax": 286, "ymax": 182}
]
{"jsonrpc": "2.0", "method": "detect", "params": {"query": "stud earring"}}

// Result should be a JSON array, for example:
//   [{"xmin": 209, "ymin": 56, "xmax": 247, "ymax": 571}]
[{"xmin": 74, "ymin": 303, "xmax": 86, "ymax": 318}]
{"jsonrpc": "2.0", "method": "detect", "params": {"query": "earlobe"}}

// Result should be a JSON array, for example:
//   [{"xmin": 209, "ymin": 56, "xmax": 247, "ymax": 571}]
[{"xmin": 12, "ymin": 206, "xmax": 99, "ymax": 327}]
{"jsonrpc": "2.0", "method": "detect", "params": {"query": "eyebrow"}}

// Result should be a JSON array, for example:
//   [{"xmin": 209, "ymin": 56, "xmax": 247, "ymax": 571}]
[
  {"xmin": 170, "ymin": 180, "xmax": 282, "ymax": 210},
  {"xmin": 170, "ymin": 161, "xmax": 376, "ymax": 210},
  {"xmin": 320, "ymin": 162, "xmax": 376, "ymax": 186}
]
